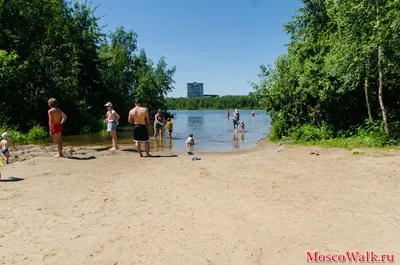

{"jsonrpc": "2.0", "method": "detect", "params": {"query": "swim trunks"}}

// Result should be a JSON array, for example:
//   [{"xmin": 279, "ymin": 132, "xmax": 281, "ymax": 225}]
[
  {"xmin": 186, "ymin": 140, "xmax": 194, "ymax": 146},
  {"xmin": 133, "ymin": 124, "xmax": 149, "ymax": 142},
  {"xmin": 1, "ymin": 148, "xmax": 8, "ymax": 154},
  {"xmin": 233, "ymin": 120, "xmax": 239, "ymax": 127},
  {"xmin": 51, "ymin": 123, "xmax": 63, "ymax": 134},
  {"xmin": 107, "ymin": 121, "xmax": 117, "ymax": 132}
]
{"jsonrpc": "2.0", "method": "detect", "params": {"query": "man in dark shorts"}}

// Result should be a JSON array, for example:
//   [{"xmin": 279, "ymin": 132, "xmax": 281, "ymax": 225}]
[{"xmin": 128, "ymin": 99, "xmax": 152, "ymax": 157}]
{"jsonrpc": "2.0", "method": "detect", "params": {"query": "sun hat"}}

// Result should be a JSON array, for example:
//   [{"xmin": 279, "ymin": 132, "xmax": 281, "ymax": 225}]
[
  {"xmin": 1, "ymin": 132, "xmax": 10, "ymax": 138},
  {"xmin": 104, "ymin": 102, "xmax": 113, "ymax": 107},
  {"xmin": 235, "ymin": 109, "xmax": 238, "ymax": 113}
]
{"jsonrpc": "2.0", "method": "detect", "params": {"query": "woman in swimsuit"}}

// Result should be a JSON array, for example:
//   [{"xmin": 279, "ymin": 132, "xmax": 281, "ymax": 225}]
[
  {"xmin": 154, "ymin": 109, "xmax": 166, "ymax": 139},
  {"xmin": 104, "ymin": 102, "xmax": 120, "ymax": 150}
]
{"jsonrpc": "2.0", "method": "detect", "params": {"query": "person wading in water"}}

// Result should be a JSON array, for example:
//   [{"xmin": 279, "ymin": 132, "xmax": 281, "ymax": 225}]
[{"xmin": 154, "ymin": 109, "xmax": 166, "ymax": 139}]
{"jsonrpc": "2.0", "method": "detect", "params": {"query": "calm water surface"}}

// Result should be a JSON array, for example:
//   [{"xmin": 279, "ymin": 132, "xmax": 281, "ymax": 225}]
[{"xmin": 60, "ymin": 110, "xmax": 270, "ymax": 152}]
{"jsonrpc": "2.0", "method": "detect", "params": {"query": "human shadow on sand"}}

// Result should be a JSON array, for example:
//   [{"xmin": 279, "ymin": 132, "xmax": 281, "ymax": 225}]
[
  {"xmin": 150, "ymin": 155, "xmax": 178, "ymax": 158},
  {"xmin": 0, "ymin": 177, "xmax": 24, "ymax": 182},
  {"xmin": 67, "ymin": 156, "xmax": 97, "ymax": 160},
  {"xmin": 120, "ymin": 149, "xmax": 177, "ymax": 158},
  {"xmin": 91, "ymin": 147, "xmax": 110, "ymax": 152},
  {"xmin": 121, "ymin": 148, "xmax": 138, "ymax": 153}
]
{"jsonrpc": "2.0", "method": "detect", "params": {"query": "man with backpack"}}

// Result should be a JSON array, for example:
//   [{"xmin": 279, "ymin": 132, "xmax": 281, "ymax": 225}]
[{"xmin": 232, "ymin": 109, "xmax": 240, "ymax": 131}]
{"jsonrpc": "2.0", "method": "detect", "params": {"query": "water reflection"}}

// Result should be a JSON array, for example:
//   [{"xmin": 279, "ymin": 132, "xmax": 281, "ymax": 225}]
[
  {"xmin": 153, "ymin": 138, "xmax": 165, "ymax": 152},
  {"xmin": 187, "ymin": 116, "xmax": 204, "ymax": 129},
  {"xmin": 232, "ymin": 132, "xmax": 239, "ymax": 150},
  {"xmin": 168, "ymin": 139, "xmax": 173, "ymax": 151}
]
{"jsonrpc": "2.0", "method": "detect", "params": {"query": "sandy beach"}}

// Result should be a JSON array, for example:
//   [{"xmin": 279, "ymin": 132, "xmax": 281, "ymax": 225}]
[{"xmin": 0, "ymin": 142, "xmax": 399, "ymax": 265}]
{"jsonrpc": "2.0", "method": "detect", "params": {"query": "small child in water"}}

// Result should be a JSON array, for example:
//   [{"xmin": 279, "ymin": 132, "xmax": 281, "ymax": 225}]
[
  {"xmin": 186, "ymin": 134, "xmax": 194, "ymax": 147},
  {"xmin": 240, "ymin": 121, "xmax": 245, "ymax": 132},
  {"xmin": 1, "ymin": 132, "xmax": 12, "ymax": 164},
  {"xmin": 166, "ymin": 118, "xmax": 173, "ymax": 139}
]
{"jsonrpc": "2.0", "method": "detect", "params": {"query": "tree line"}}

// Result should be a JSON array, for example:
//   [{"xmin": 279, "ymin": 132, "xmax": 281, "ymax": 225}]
[
  {"xmin": 0, "ymin": 0, "xmax": 175, "ymax": 135},
  {"xmin": 165, "ymin": 94, "xmax": 259, "ymax": 110},
  {"xmin": 252, "ymin": 0, "xmax": 400, "ymax": 143}
]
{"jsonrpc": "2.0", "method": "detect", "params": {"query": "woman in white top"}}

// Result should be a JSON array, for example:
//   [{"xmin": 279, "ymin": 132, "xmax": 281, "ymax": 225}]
[{"xmin": 104, "ymin": 102, "xmax": 120, "ymax": 150}]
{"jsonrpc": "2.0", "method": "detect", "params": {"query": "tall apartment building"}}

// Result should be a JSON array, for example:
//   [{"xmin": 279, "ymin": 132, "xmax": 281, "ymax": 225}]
[{"xmin": 186, "ymin": 82, "xmax": 204, "ymax": 98}]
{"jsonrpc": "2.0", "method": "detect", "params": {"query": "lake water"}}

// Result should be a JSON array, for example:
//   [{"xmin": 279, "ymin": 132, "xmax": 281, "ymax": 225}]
[{"xmin": 60, "ymin": 110, "xmax": 270, "ymax": 152}]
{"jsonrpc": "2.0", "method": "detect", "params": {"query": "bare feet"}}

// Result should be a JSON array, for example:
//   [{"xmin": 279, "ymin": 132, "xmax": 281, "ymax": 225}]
[
  {"xmin": 53, "ymin": 154, "xmax": 63, "ymax": 158},
  {"xmin": 145, "ymin": 153, "xmax": 153, "ymax": 157},
  {"xmin": 139, "ymin": 153, "xmax": 144, "ymax": 157},
  {"xmin": 109, "ymin": 147, "xmax": 117, "ymax": 151}
]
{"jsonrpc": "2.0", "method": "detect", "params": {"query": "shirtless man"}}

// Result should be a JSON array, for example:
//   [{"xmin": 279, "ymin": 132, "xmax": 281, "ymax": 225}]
[
  {"xmin": 48, "ymin": 98, "xmax": 67, "ymax": 157},
  {"xmin": 128, "ymin": 99, "xmax": 152, "ymax": 157}
]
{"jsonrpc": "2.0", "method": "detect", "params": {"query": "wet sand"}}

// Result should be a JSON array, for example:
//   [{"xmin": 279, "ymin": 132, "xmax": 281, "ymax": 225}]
[{"xmin": 0, "ymin": 142, "xmax": 399, "ymax": 264}]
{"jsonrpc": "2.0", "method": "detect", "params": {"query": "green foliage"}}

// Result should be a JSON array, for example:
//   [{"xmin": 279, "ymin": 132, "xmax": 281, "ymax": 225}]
[
  {"xmin": 253, "ymin": 0, "xmax": 400, "ymax": 145},
  {"xmin": 166, "ymin": 94, "xmax": 259, "ymax": 110},
  {"xmin": 27, "ymin": 125, "xmax": 48, "ymax": 141},
  {"xmin": 278, "ymin": 120, "xmax": 398, "ymax": 149},
  {"xmin": 0, "ymin": 122, "xmax": 47, "ymax": 143},
  {"xmin": 0, "ymin": 0, "xmax": 176, "ymax": 137}
]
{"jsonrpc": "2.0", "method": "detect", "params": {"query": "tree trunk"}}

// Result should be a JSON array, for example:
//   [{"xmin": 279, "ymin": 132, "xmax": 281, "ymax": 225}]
[
  {"xmin": 378, "ymin": 46, "xmax": 389, "ymax": 135},
  {"xmin": 376, "ymin": 0, "xmax": 390, "ymax": 135},
  {"xmin": 364, "ymin": 75, "xmax": 373, "ymax": 122}
]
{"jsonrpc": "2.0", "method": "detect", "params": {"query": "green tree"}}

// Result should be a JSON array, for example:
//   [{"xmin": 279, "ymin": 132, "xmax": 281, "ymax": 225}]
[{"xmin": 252, "ymin": 0, "xmax": 400, "ymax": 142}]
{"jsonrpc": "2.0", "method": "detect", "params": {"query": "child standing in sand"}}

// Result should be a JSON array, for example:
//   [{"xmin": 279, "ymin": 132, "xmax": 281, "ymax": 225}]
[
  {"xmin": 166, "ymin": 118, "xmax": 173, "ymax": 139},
  {"xmin": 186, "ymin": 134, "xmax": 194, "ymax": 147},
  {"xmin": 1, "ymin": 132, "xmax": 12, "ymax": 164}
]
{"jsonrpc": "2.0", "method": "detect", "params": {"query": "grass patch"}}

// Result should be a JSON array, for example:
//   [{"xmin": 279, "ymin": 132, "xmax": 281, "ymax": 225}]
[
  {"xmin": 270, "ymin": 122, "xmax": 399, "ymax": 149},
  {"xmin": 0, "ymin": 123, "xmax": 49, "ymax": 143}
]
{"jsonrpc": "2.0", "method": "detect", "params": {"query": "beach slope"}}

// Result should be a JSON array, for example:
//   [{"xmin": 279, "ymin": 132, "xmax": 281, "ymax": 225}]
[{"xmin": 1, "ymin": 143, "xmax": 399, "ymax": 264}]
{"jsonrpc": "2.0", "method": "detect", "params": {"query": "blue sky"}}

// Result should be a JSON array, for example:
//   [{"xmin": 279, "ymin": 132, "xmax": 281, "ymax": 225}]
[{"xmin": 85, "ymin": 0, "xmax": 301, "ymax": 97}]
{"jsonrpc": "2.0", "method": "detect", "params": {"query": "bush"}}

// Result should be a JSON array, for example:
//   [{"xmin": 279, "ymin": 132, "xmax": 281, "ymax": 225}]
[
  {"xmin": 0, "ymin": 123, "xmax": 48, "ymax": 143},
  {"xmin": 268, "ymin": 114, "xmax": 290, "ymax": 141},
  {"xmin": 27, "ymin": 125, "xmax": 48, "ymax": 140},
  {"xmin": 271, "ymin": 120, "xmax": 398, "ymax": 148}
]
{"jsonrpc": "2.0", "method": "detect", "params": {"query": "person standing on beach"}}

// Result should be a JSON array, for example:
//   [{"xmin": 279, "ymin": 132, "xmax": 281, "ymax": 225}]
[
  {"xmin": 1, "ymin": 132, "xmax": 12, "ymax": 164},
  {"xmin": 104, "ymin": 102, "xmax": 120, "ymax": 150},
  {"xmin": 128, "ymin": 99, "xmax": 152, "ymax": 157},
  {"xmin": 154, "ymin": 109, "xmax": 166, "ymax": 139},
  {"xmin": 48, "ymin": 98, "xmax": 67, "ymax": 158}
]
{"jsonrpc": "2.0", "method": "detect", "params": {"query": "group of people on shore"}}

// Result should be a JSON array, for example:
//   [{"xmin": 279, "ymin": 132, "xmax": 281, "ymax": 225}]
[
  {"xmin": 0, "ymin": 98, "xmax": 192, "ymax": 164},
  {"xmin": 100, "ymin": 98, "xmax": 180, "ymax": 157},
  {"xmin": 1, "ymin": 98, "xmax": 257, "ymax": 164}
]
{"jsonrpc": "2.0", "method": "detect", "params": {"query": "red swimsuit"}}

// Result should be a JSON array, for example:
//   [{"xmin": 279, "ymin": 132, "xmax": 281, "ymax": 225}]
[{"xmin": 51, "ymin": 123, "xmax": 63, "ymax": 134}]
